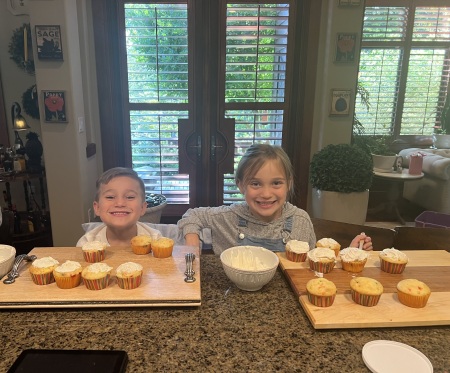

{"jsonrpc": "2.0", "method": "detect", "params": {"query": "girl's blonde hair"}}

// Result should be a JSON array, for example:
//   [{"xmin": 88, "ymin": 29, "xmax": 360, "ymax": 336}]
[{"xmin": 235, "ymin": 144, "xmax": 294, "ymax": 198}]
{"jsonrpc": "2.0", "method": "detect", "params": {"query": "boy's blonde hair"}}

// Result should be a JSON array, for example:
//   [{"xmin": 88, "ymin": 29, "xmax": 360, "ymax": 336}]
[
  {"xmin": 95, "ymin": 167, "xmax": 146, "ymax": 202},
  {"xmin": 235, "ymin": 144, "xmax": 294, "ymax": 198}
]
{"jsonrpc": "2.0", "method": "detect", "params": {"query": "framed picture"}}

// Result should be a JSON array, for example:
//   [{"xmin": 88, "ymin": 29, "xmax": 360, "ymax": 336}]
[
  {"xmin": 35, "ymin": 25, "xmax": 63, "ymax": 60},
  {"xmin": 335, "ymin": 33, "xmax": 357, "ymax": 63},
  {"xmin": 338, "ymin": 0, "xmax": 361, "ymax": 6},
  {"xmin": 43, "ymin": 91, "xmax": 67, "ymax": 122},
  {"xmin": 330, "ymin": 89, "xmax": 351, "ymax": 116}
]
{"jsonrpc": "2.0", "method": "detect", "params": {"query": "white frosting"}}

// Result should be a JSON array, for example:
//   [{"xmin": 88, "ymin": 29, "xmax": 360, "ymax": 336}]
[
  {"xmin": 229, "ymin": 250, "xmax": 270, "ymax": 271},
  {"xmin": 340, "ymin": 247, "xmax": 368, "ymax": 262},
  {"xmin": 82, "ymin": 241, "xmax": 106, "ymax": 251},
  {"xmin": 84, "ymin": 263, "xmax": 113, "ymax": 274},
  {"xmin": 116, "ymin": 262, "xmax": 143, "ymax": 276},
  {"xmin": 55, "ymin": 260, "xmax": 81, "ymax": 273},
  {"xmin": 32, "ymin": 256, "xmax": 59, "ymax": 268},
  {"xmin": 307, "ymin": 247, "xmax": 336, "ymax": 261},
  {"xmin": 286, "ymin": 240, "xmax": 309, "ymax": 254},
  {"xmin": 380, "ymin": 248, "xmax": 409, "ymax": 262},
  {"xmin": 317, "ymin": 238, "xmax": 339, "ymax": 247}
]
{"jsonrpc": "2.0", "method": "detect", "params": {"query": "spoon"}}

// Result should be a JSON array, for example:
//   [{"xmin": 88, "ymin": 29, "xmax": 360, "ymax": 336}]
[{"xmin": 3, "ymin": 254, "xmax": 37, "ymax": 284}]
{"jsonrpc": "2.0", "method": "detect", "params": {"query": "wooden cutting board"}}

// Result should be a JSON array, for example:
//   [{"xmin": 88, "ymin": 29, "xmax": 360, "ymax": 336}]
[
  {"xmin": 277, "ymin": 250, "xmax": 450, "ymax": 329},
  {"xmin": 0, "ymin": 245, "xmax": 201, "ymax": 308}
]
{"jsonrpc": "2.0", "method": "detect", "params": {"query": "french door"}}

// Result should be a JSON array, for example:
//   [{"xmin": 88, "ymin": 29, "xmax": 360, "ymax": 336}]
[{"xmin": 93, "ymin": 0, "xmax": 319, "ymax": 218}]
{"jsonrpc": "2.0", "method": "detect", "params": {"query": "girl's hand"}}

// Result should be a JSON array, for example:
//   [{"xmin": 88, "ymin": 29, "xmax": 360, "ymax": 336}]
[{"xmin": 350, "ymin": 232, "xmax": 373, "ymax": 251}]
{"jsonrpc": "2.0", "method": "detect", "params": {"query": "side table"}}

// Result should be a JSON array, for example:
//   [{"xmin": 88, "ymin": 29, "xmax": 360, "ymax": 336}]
[{"xmin": 371, "ymin": 169, "xmax": 424, "ymax": 225}]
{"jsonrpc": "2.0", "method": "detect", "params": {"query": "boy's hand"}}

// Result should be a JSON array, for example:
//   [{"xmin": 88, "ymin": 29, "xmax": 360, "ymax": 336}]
[{"xmin": 350, "ymin": 232, "xmax": 373, "ymax": 251}]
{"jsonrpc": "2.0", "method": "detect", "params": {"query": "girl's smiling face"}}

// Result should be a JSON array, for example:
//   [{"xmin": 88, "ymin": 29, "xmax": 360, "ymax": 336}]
[
  {"xmin": 238, "ymin": 159, "xmax": 290, "ymax": 222},
  {"xmin": 93, "ymin": 176, "xmax": 147, "ymax": 230}
]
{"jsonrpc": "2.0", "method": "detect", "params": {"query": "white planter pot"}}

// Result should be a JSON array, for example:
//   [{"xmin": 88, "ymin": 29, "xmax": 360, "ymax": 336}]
[
  {"xmin": 372, "ymin": 154, "xmax": 402, "ymax": 173},
  {"xmin": 140, "ymin": 201, "xmax": 167, "ymax": 223},
  {"xmin": 433, "ymin": 134, "xmax": 450, "ymax": 149},
  {"xmin": 311, "ymin": 188, "xmax": 369, "ymax": 225}
]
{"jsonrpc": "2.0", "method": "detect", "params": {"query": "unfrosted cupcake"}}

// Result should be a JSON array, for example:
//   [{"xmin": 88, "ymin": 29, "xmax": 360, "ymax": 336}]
[
  {"xmin": 307, "ymin": 247, "xmax": 336, "ymax": 273},
  {"xmin": 29, "ymin": 256, "xmax": 60, "ymax": 285},
  {"xmin": 316, "ymin": 238, "xmax": 341, "ymax": 258},
  {"xmin": 397, "ymin": 279, "xmax": 431, "ymax": 308},
  {"xmin": 130, "ymin": 235, "xmax": 153, "ymax": 255},
  {"xmin": 306, "ymin": 278, "xmax": 337, "ymax": 307},
  {"xmin": 152, "ymin": 237, "xmax": 174, "ymax": 258},
  {"xmin": 285, "ymin": 240, "xmax": 309, "ymax": 262},
  {"xmin": 82, "ymin": 262, "xmax": 113, "ymax": 290},
  {"xmin": 82, "ymin": 241, "xmax": 106, "ymax": 263},
  {"xmin": 116, "ymin": 262, "xmax": 143, "ymax": 290},
  {"xmin": 53, "ymin": 260, "xmax": 83, "ymax": 289},
  {"xmin": 350, "ymin": 277, "xmax": 383, "ymax": 307},
  {"xmin": 340, "ymin": 247, "xmax": 369, "ymax": 273},
  {"xmin": 379, "ymin": 248, "xmax": 408, "ymax": 274}
]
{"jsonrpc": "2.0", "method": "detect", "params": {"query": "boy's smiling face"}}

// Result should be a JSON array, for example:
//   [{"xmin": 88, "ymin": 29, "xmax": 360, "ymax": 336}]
[{"xmin": 93, "ymin": 176, "xmax": 147, "ymax": 230}]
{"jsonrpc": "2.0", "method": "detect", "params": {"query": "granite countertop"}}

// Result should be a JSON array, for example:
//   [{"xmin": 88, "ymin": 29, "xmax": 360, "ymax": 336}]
[{"xmin": 0, "ymin": 254, "xmax": 449, "ymax": 372}]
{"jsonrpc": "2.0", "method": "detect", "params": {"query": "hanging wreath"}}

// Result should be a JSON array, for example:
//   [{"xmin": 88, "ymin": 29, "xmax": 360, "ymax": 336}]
[
  {"xmin": 22, "ymin": 85, "xmax": 40, "ymax": 120},
  {"xmin": 8, "ymin": 23, "xmax": 35, "ymax": 75}
]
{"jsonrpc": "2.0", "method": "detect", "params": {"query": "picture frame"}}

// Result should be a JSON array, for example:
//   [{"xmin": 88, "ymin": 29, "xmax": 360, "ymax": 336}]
[
  {"xmin": 43, "ymin": 91, "xmax": 67, "ymax": 122},
  {"xmin": 334, "ymin": 33, "xmax": 357, "ymax": 63},
  {"xmin": 338, "ymin": 0, "xmax": 361, "ymax": 6},
  {"xmin": 330, "ymin": 89, "xmax": 351, "ymax": 116},
  {"xmin": 35, "ymin": 25, "xmax": 63, "ymax": 60}
]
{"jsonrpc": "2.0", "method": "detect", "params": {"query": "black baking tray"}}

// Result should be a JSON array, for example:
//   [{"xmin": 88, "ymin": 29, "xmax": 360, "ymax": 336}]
[{"xmin": 7, "ymin": 349, "xmax": 128, "ymax": 373}]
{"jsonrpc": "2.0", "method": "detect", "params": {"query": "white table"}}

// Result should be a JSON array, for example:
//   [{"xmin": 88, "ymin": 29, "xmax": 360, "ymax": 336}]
[{"xmin": 372, "ymin": 169, "xmax": 424, "ymax": 224}]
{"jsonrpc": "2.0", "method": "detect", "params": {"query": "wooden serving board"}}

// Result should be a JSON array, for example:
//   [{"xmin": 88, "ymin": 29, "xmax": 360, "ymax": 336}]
[
  {"xmin": 0, "ymin": 245, "xmax": 201, "ymax": 309},
  {"xmin": 277, "ymin": 250, "xmax": 450, "ymax": 329}
]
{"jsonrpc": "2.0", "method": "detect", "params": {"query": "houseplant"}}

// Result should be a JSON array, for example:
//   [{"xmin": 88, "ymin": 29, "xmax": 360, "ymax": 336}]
[
  {"xmin": 309, "ymin": 144, "xmax": 373, "ymax": 224},
  {"xmin": 433, "ymin": 94, "xmax": 450, "ymax": 149},
  {"xmin": 140, "ymin": 193, "xmax": 167, "ymax": 223}
]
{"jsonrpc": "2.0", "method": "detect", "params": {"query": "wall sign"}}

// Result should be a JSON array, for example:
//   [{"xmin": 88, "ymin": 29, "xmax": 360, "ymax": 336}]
[
  {"xmin": 35, "ymin": 25, "xmax": 63, "ymax": 60},
  {"xmin": 330, "ymin": 89, "xmax": 351, "ymax": 116},
  {"xmin": 43, "ymin": 91, "xmax": 67, "ymax": 122}
]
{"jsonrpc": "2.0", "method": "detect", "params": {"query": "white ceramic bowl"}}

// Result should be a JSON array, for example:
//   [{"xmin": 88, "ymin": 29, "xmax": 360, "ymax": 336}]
[
  {"xmin": 220, "ymin": 246, "xmax": 279, "ymax": 291},
  {"xmin": 0, "ymin": 245, "xmax": 16, "ymax": 279}
]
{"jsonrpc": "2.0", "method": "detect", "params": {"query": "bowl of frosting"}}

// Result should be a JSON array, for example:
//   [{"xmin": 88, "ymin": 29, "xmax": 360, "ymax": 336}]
[{"xmin": 220, "ymin": 245, "xmax": 279, "ymax": 291}]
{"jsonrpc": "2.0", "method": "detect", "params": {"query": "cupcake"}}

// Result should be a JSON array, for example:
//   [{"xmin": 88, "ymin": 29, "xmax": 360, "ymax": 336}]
[
  {"xmin": 285, "ymin": 240, "xmax": 309, "ymax": 262},
  {"xmin": 82, "ymin": 262, "xmax": 113, "ymax": 290},
  {"xmin": 397, "ymin": 279, "xmax": 431, "ymax": 308},
  {"xmin": 29, "ymin": 256, "xmax": 60, "ymax": 285},
  {"xmin": 340, "ymin": 247, "xmax": 369, "ymax": 273},
  {"xmin": 116, "ymin": 262, "xmax": 144, "ymax": 290},
  {"xmin": 307, "ymin": 247, "xmax": 336, "ymax": 274},
  {"xmin": 316, "ymin": 238, "xmax": 341, "ymax": 257},
  {"xmin": 82, "ymin": 241, "xmax": 106, "ymax": 263},
  {"xmin": 152, "ymin": 237, "xmax": 175, "ymax": 258},
  {"xmin": 350, "ymin": 277, "xmax": 383, "ymax": 307},
  {"xmin": 53, "ymin": 260, "xmax": 83, "ymax": 289},
  {"xmin": 130, "ymin": 235, "xmax": 153, "ymax": 255},
  {"xmin": 306, "ymin": 278, "xmax": 337, "ymax": 307},
  {"xmin": 379, "ymin": 248, "xmax": 408, "ymax": 274}
]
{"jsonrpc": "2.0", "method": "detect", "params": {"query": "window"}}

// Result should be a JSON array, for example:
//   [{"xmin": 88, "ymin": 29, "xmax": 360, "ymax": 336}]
[{"xmin": 355, "ymin": 1, "xmax": 450, "ymax": 137}]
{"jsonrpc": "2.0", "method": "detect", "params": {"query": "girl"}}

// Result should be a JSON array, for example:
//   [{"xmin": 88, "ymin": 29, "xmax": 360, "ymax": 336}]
[{"xmin": 178, "ymin": 144, "xmax": 372, "ymax": 255}]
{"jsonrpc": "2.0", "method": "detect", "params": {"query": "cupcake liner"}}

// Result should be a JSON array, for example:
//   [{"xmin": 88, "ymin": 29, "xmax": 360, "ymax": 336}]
[
  {"xmin": 83, "ymin": 274, "xmax": 111, "ymax": 290},
  {"xmin": 342, "ymin": 259, "xmax": 367, "ymax": 273},
  {"xmin": 351, "ymin": 289, "xmax": 381, "ymax": 307},
  {"xmin": 30, "ymin": 272, "xmax": 55, "ymax": 285},
  {"xmin": 307, "ymin": 292, "xmax": 336, "ymax": 307},
  {"xmin": 54, "ymin": 274, "xmax": 82, "ymax": 289},
  {"xmin": 152, "ymin": 246, "xmax": 173, "ymax": 258},
  {"xmin": 397, "ymin": 291, "xmax": 431, "ymax": 308},
  {"xmin": 380, "ymin": 258, "xmax": 407, "ymax": 274},
  {"xmin": 308, "ymin": 259, "xmax": 335, "ymax": 274},
  {"xmin": 83, "ymin": 250, "xmax": 105, "ymax": 263},
  {"xmin": 132, "ymin": 245, "xmax": 152, "ymax": 255},
  {"xmin": 285, "ymin": 250, "xmax": 307, "ymax": 262},
  {"xmin": 117, "ymin": 274, "xmax": 143, "ymax": 290}
]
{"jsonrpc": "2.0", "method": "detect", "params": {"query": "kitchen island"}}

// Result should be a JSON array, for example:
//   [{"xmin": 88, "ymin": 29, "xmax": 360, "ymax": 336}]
[{"xmin": 0, "ymin": 253, "xmax": 449, "ymax": 372}]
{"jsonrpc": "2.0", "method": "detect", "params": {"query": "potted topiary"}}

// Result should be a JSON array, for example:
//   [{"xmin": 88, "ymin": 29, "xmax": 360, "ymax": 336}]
[
  {"xmin": 140, "ymin": 193, "xmax": 167, "ymax": 223},
  {"xmin": 309, "ymin": 143, "xmax": 373, "ymax": 224}
]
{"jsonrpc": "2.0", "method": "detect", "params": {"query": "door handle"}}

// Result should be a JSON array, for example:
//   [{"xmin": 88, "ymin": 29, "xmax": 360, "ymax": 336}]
[
  {"xmin": 189, "ymin": 135, "xmax": 202, "ymax": 157},
  {"xmin": 210, "ymin": 135, "xmax": 223, "ymax": 158}
]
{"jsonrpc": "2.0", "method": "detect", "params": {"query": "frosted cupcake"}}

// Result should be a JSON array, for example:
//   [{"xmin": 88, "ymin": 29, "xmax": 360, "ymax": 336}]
[
  {"xmin": 285, "ymin": 240, "xmax": 309, "ymax": 262},
  {"xmin": 350, "ymin": 277, "xmax": 383, "ymax": 307},
  {"xmin": 307, "ymin": 247, "xmax": 336, "ymax": 274},
  {"xmin": 306, "ymin": 278, "xmax": 337, "ymax": 307},
  {"xmin": 82, "ymin": 262, "xmax": 113, "ymax": 290},
  {"xmin": 130, "ymin": 235, "xmax": 153, "ymax": 255},
  {"xmin": 316, "ymin": 238, "xmax": 341, "ymax": 258},
  {"xmin": 397, "ymin": 279, "xmax": 431, "ymax": 308},
  {"xmin": 82, "ymin": 241, "xmax": 106, "ymax": 263},
  {"xmin": 340, "ymin": 247, "xmax": 369, "ymax": 273},
  {"xmin": 116, "ymin": 262, "xmax": 144, "ymax": 290},
  {"xmin": 53, "ymin": 260, "xmax": 83, "ymax": 289},
  {"xmin": 29, "ymin": 256, "xmax": 60, "ymax": 285},
  {"xmin": 379, "ymin": 248, "xmax": 408, "ymax": 274},
  {"xmin": 152, "ymin": 237, "xmax": 175, "ymax": 258}
]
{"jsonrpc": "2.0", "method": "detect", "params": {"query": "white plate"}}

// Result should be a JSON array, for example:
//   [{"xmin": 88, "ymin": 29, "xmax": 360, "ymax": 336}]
[{"xmin": 362, "ymin": 340, "xmax": 433, "ymax": 373}]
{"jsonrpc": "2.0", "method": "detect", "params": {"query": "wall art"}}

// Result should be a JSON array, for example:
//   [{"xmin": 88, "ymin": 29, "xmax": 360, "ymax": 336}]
[
  {"xmin": 35, "ymin": 25, "xmax": 63, "ymax": 60},
  {"xmin": 43, "ymin": 91, "xmax": 67, "ymax": 122},
  {"xmin": 330, "ymin": 89, "xmax": 351, "ymax": 116}
]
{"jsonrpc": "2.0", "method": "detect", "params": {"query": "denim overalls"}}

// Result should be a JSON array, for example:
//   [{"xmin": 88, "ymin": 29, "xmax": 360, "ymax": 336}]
[{"xmin": 236, "ymin": 216, "xmax": 293, "ymax": 252}]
